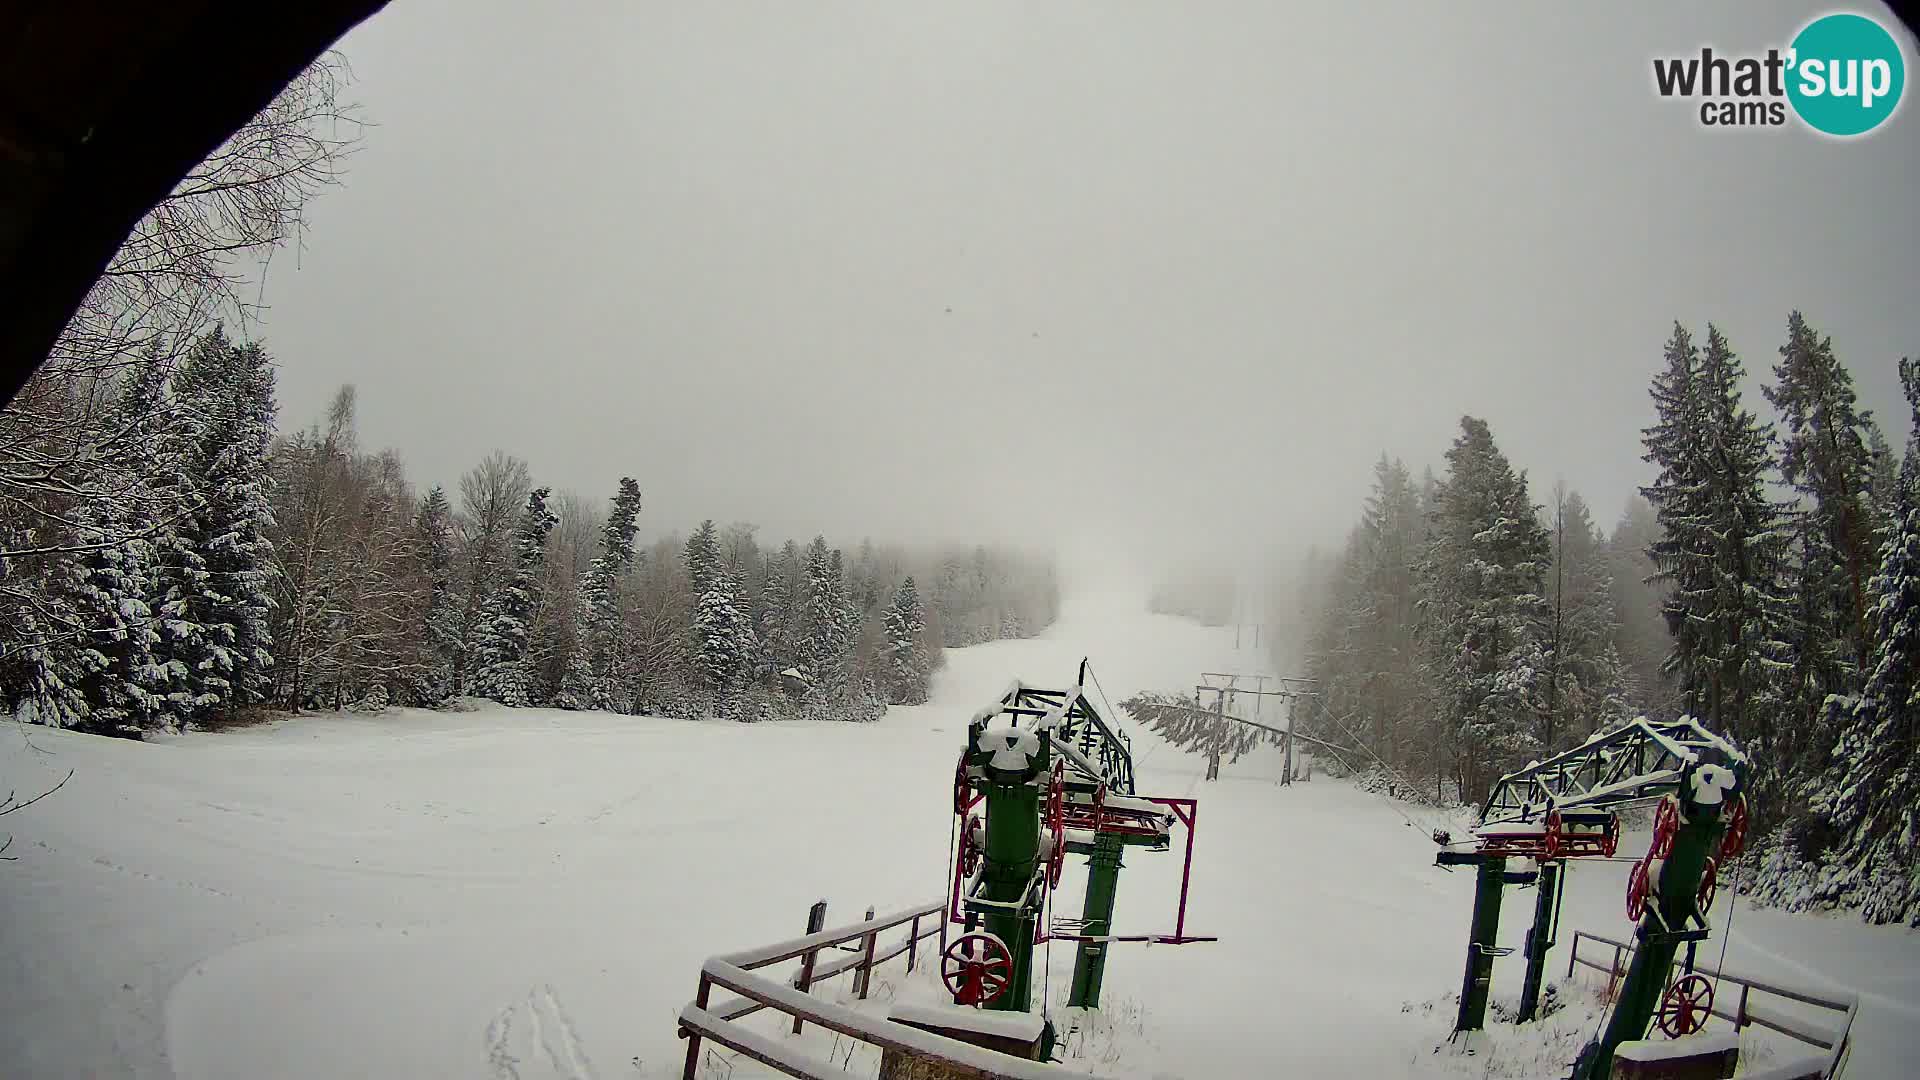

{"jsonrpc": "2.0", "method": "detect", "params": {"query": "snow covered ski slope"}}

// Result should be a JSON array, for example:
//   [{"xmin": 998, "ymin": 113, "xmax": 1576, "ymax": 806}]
[{"xmin": 1, "ymin": 583, "xmax": 1916, "ymax": 1078}]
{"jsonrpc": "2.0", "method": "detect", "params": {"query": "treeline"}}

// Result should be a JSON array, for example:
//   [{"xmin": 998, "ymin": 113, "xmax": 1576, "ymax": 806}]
[
  {"xmin": 0, "ymin": 331, "xmax": 1060, "ymax": 735},
  {"xmin": 1300, "ymin": 312, "xmax": 1920, "ymax": 925}
]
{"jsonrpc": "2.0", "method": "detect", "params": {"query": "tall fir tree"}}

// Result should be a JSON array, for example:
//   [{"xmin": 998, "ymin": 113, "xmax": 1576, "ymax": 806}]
[
  {"xmin": 64, "ymin": 360, "xmax": 182, "ymax": 734},
  {"xmin": 684, "ymin": 519, "xmax": 720, "ymax": 596},
  {"xmin": 1544, "ymin": 487, "xmax": 1630, "ymax": 749},
  {"xmin": 693, "ymin": 567, "xmax": 757, "ymax": 699},
  {"xmin": 160, "ymin": 328, "xmax": 279, "ymax": 722},
  {"xmin": 1787, "ymin": 357, "xmax": 1920, "ymax": 925},
  {"xmin": 468, "ymin": 486, "xmax": 558, "ymax": 706},
  {"xmin": 758, "ymin": 539, "xmax": 804, "ymax": 677},
  {"xmin": 556, "ymin": 477, "xmax": 642, "ymax": 711},
  {"xmin": 800, "ymin": 536, "xmax": 853, "ymax": 692},
  {"xmin": 1417, "ymin": 417, "xmax": 1551, "ymax": 801},
  {"xmin": 415, "ymin": 485, "xmax": 460, "ymax": 703},
  {"xmin": 1642, "ymin": 323, "xmax": 1791, "ymax": 780},
  {"xmin": 882, "ymin": 576, "xmax": 933, "ymax": 704},
  {"xmin": 1766, "ymin": 312, "xmax": 1880, "ymax": 784}
]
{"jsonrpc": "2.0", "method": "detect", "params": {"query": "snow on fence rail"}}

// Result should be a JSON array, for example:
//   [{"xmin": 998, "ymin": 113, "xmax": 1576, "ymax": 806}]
[
  {"xmin": 678, "ymin": 899, "xmax": 1136, "ymax": 1080},
  {"xmin": 1567, "ymin": 929, "xmax": 1857, "ymax": 1079}
]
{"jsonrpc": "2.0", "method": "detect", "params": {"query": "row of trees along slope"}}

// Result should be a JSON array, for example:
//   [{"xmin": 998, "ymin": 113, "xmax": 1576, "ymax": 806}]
[
  {"xmin": 3, "ymin": 362, "xmax": 1060, "ymax": 731},
  {"xmin": 1298, "ymin": 312, "xmax": 1920, "ymax": 925}
]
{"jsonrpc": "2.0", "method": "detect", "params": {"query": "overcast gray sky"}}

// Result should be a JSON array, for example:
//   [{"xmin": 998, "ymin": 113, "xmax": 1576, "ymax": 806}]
[{"xmin": 255, "ymin": 1, "xmax": 1920, "ymax": 575}]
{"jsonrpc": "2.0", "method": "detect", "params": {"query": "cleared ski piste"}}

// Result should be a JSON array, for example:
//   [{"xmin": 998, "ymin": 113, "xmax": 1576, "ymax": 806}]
[{"xmin": 2, "ymin": 586, "xmax": 1916, "ymax": 1079}]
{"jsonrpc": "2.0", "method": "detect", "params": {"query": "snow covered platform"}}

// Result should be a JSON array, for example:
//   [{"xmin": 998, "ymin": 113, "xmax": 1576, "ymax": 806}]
[
  {"xmin": 886, "ymin": 1001, "xmax": 1047, "ymax": 1060},
  {"xmin": 1613, "ymin": 1031, "xmax": 1740, "ymax": 1078}
]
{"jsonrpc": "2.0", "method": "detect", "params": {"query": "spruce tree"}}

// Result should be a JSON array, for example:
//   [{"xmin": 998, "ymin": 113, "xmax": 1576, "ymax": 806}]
[
  {"xmin": 468, "ymin": 486, "xmax": 558, "ymax": 706},
  {"xmin": 1418, "ymin": 416, "xmax": 1551, "ymax": 801},
  {"xmin": 162, "ymin": 328, "xmax": 279, "ymax": 722},
  {"xmin": 1642, "ymin": 324, "xmax": 1791, "ymax": 767},
  {"xmin": 64, "ymin": 361, "xmax": 179, "ymax": 733},
  {"xmin": 557, "ymin": 477, "xmax": 642, "ymax": 711},
  {"xmin": 693, "ymin": 567, "xmax": 757, "ymax": 698},
  {"xmin": 415, "ymin": 486, "xmax": 460, "ymax": 704},
  {"xmin": 1795, "ymin": 357, "xmax": 1920, "ymax": 924},
  {"xmin": 684, "ymin": 519, "xmax": 720, "ymax": 596},
  {"xmin": 882, "ymin": 576, "xmax": 932, "ymax": 704},
  {"xmin": 1767, "ymin": 312, "xmax": 1880, "ymax": 783},
  {"xmin": 800, "ymin": 537, "xmax": 853, "ymax": 691},
  {"xmin": 1767, "ymin": 311, "xmax": 1878, "ymax": 657},
  {"xmin": 758, "ymin": 539, "xmax": 803, "ymax": 677},
  {"xmin": 1545, "ymin": 488, "xmax": 1630, "ymax": 748}
]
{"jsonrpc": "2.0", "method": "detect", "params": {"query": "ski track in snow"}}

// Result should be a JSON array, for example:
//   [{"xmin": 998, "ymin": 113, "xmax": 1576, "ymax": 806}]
[{"xmin": 2, "ymin": 583, "xmax": 1917, "ymax": 1079}]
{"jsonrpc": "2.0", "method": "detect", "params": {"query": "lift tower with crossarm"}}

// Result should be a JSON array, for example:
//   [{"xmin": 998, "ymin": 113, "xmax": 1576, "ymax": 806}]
[{"xmin": 1430, "ymin": 717, "xmax": 1750, "ymax": 1080}]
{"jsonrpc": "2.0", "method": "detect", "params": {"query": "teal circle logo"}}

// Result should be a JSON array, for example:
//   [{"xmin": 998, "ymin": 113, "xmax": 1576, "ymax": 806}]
[{"xmin": 1787, "ymin": 13, "xmax": 1906, "ymax": 136}]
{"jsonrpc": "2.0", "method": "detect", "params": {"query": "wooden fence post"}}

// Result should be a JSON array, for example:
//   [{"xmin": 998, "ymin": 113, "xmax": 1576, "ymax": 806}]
[
  {"xmin": 792, "ymin": 899, "xmax": 828, "ymax": 1035},
  {"xmin": 856, "ymin": 906, "xmax": 878, "ymax": 999},
  {"xmin": 682, "ymin": 972, "xmax": 711, "ymax": 1080},
  {"xmin": 907, "ymin": 914, "xmax": 922, "ymax": 973}
]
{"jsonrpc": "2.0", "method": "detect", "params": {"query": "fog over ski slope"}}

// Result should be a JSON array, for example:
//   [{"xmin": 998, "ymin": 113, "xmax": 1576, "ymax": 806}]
[{"xmin": 1, "ymin": 580, "xmax": 1915, "ymax": 1079}]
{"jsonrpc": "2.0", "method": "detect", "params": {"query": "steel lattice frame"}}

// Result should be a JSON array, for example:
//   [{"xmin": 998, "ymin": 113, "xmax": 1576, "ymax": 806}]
[{"xmin": 1479, "ymin": 717, "xmax": 1745, "ymax": 828}]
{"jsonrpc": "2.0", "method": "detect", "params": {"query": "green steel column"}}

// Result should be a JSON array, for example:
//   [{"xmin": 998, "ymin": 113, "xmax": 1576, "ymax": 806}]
[
  {"xmin": 1517, "ymin": 861, "xmax": 1560, "ymax": 1023},
  {"xmin": 1579, "ymin": 788, "xmax": 1731, "ymax": 1080},
  {"xmin": 980, "ymin": 774, "xmax": 1042, "ymax": 1012},
  {"xmin": 1454, "ymin": 854, "xmax": 1507, "ymax": 1034},
  {"xmin": 1067, "ymin": 831, "xmax": 1125, "ymax": 1008}
]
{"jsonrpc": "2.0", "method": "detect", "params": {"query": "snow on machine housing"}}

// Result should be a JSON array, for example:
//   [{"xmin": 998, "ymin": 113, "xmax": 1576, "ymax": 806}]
[
  {"xmin": 944, "ymin": 660, "xmax": 1214, "ymax": 1056},
  {"xmin": 1433, "ymin": 715, "xmax": 1751, "ymax": 1080}
]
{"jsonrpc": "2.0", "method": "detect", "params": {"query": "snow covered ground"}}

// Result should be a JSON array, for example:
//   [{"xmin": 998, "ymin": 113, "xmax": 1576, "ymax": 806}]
[{"xmin": 1, "ymin": 581, "xmax": 1915, "ymax": 1079}]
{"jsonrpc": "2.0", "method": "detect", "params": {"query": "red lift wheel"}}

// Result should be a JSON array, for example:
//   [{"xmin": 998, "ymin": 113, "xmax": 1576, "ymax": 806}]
[
  {"xmin": 1656, "ymin": 974, "xmax": 1715, "ymax": 1038},
  {"xmin": 954, "ymin": 753, "xmax": 972, "ymax": 816},
  {"xmin": 1044, "ymin": 764, "xmax": 1067, "ymax": 888},
  {"xmin": 941, "ymin": 931, "xmax": 1013, "ymax": 1006},
  {"xmin": 1720, "ymin": 795, "xmax": 1749, "ymax": 859},
  {"xmin": 1651, "ymin": 798, "xmax": 1679, "ymax": 859},
  {"xmin": 1627, "ymin": 858, "xmax": 1652, "ymax": 922},
  {"xmin": 1697, "ymin": 856, "xmax": 1718, "ymax": 913},
  {"xmin": 1602, "ymin": 814, "xmax": 1620, "ymax": 858},
  {"xmin": 1542, "ymin": 810, "xmax": 1562, "ymax": 859},
  {"xmin": 959, "ymin": 814, "xmax": 982, "ymax": 877}
]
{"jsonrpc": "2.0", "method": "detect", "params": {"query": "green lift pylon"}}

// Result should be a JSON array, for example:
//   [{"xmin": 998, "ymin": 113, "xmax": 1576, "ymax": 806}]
[
  {"xmin": 1430, "ymin": 717, "xmax": 1748, "ymax": 1080},
  {"xmin": 946, "ymin": 665, "xmax": 1213, "ymax": 1026}
]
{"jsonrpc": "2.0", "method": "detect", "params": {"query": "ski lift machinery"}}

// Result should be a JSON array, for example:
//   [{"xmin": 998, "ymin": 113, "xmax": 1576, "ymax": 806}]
[
  {"xmin": 1433, "ymin": 717, "xmax": 1751, "ymax": 1080},
  {"xmin": 942, "ymin": 660, "xmax": 1214, "ymax": 1053}
]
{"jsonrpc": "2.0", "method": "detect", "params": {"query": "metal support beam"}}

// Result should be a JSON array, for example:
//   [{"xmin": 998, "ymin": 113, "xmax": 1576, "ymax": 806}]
[
  {"xmin": 1455, "ymin": 854, "xmax": 1509, "ymax": 1035},
  {"xmin": 1518, "ymin": 861, "xmax": 1561, "ymax": 1023},
  {"xmin": 1067, "ymin": 831, "xmax": 1125, "ymax": 1008}
]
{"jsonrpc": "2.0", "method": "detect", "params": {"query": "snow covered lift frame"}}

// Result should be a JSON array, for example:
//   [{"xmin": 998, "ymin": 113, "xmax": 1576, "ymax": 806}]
[
  {"xmin": 1435, "ymin": 718, "xmax": 1747, "ymax": 1080},
  {"xmin": 950, "ymin": 661, "xmax": 1214, "ymax": 1020}
]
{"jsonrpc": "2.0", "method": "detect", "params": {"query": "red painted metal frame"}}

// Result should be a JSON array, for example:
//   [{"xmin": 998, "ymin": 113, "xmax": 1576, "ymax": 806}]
[
  {"xmin": 947, "ymin": 790, "xmax": 987, "ymax": 927},
  {"xmin": 1037, "ymin": 795, "xmax": 1216, "ymax": 946},
  {"xmin": 1476, "ymin": 812, "xmax": 1619, "ymax": 861}
]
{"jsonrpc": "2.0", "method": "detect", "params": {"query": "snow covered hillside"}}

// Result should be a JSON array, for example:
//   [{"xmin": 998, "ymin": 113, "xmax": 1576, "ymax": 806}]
[{"xmin": 1, "ymin": 585, "xmax": 1915, "ymax": 1078}]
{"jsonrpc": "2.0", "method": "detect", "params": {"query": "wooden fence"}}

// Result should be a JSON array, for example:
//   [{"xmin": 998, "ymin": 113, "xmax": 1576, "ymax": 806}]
[
  {"xmin": 1567, "ymin": 929, "xmax": 1857, "ymax": 1078},
  {"xmin": 678, "ymin": 899, "xmax": 1131, "ymax": 1080}
]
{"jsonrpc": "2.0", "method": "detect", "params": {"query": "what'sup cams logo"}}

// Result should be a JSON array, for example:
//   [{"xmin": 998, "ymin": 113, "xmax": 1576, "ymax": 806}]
[{"xmin": 1653, "ymin": 12, "xmax": 1908, "ymax": 137}]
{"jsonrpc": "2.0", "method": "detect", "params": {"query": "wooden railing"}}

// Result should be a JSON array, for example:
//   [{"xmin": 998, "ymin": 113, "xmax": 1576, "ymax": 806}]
[
  {"xmin": 1567, "ymin": 929, "xmax": 1858, "ymax": 1078},
  {"xmin": 678, "ymin": 899, "xmax": 1131, "ymax": 1080}
]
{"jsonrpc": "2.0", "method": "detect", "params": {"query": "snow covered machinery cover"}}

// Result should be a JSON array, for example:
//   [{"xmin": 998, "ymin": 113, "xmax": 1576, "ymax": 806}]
[{"xmin": 949, "ymin": 661, "xmax": 1213, "ymax": 1017}]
